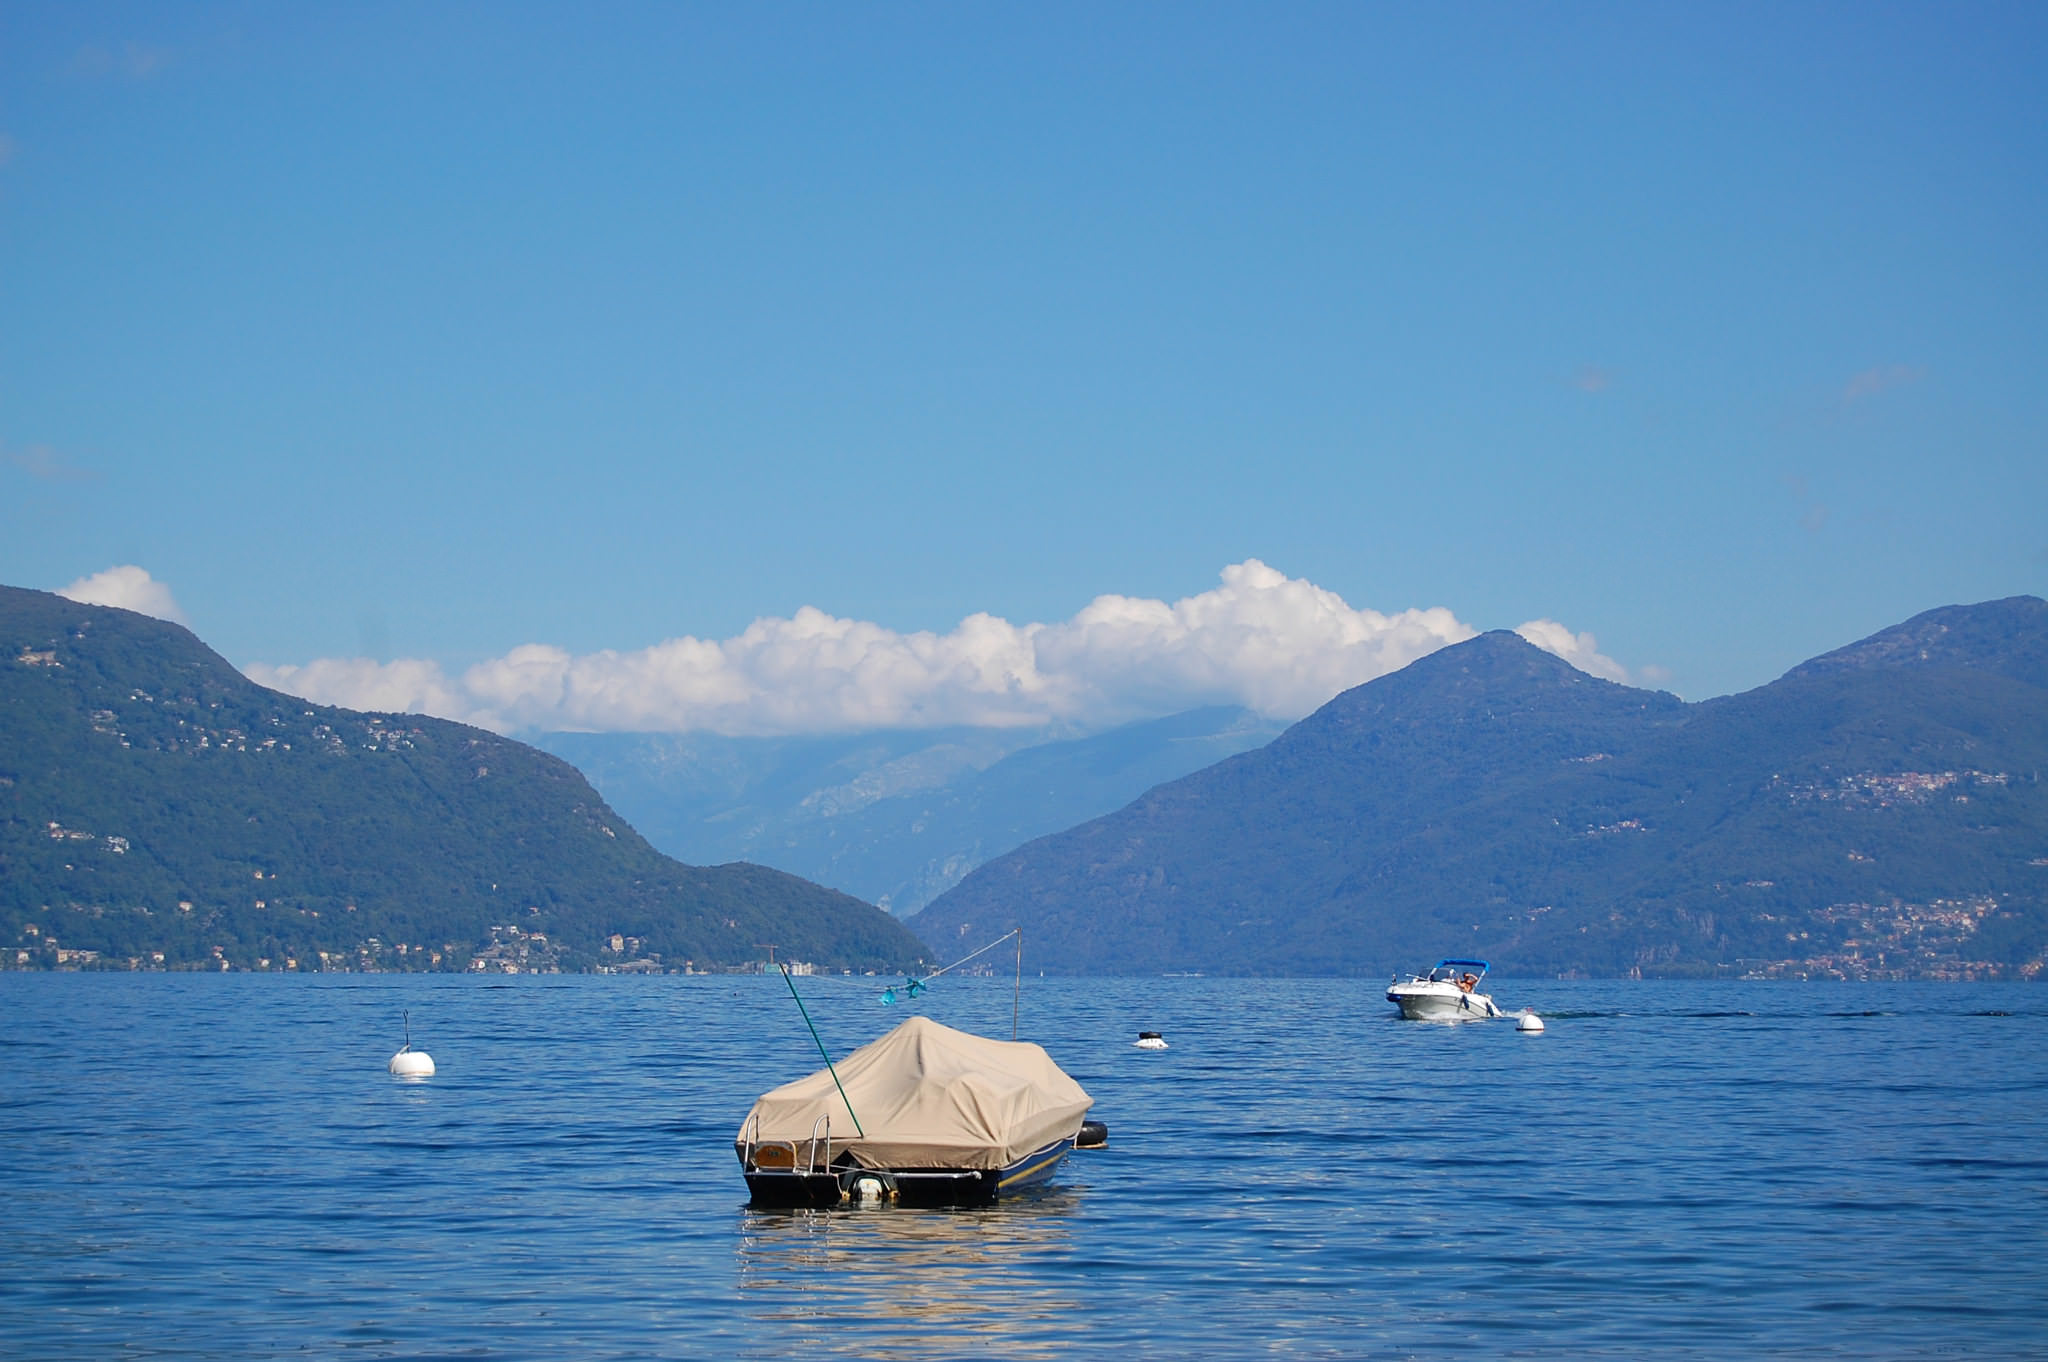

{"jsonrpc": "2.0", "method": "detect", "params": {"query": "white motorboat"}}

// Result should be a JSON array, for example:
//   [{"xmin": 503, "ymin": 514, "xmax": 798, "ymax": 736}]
[{"xmin": 1386, "ymin": 958, "xmax": 1506, "ymax": 1021}]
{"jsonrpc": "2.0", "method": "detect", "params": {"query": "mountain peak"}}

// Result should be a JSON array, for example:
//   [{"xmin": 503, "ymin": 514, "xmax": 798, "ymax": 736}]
[
  {"xmin": 909, "ymin": 595, "xmax": 2048, "ymax": 978},
  {"xmin": 1431, "ymin": 628, "xmax": 1593, "ymax": 674},
  {"xmin": 1303, "ymin": 628, "xmax": 1631, "ymax": 725},
  {"xmin": 1784, "ymin": 596, "xmax": 2048, "ymax": 690}
]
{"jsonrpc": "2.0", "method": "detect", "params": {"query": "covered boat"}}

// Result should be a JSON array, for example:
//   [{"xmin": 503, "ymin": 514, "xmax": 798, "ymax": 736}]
[
  {"xmin": 1386, "ymin": 958, "xmax": 1507, "ymax": 1021},
  {"xmin": 735, "ymin": 1015, "xmax": 1095, "ymax": 1208}
]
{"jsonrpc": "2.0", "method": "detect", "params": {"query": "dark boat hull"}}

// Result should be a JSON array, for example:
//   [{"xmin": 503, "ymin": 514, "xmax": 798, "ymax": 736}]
[{"xmin": 743, "ymin": 1136, "xmax": 1075, "ymax": 1209}]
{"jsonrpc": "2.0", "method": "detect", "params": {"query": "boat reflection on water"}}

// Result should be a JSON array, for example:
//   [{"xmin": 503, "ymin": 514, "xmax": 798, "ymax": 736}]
[{"xmin": 735, "ymin": 1189, "xmax": 1085, "ymax": 1358}]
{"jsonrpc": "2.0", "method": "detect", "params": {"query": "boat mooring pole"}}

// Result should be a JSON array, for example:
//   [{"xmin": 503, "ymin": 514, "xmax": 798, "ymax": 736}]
[
  {"xmin": 782, "ymin": 963, "xmax": 864, "ymax": 1136},
  {"xmin": 1013, "ymin": 930, "xmax": 1022, "ymax": 1040}
]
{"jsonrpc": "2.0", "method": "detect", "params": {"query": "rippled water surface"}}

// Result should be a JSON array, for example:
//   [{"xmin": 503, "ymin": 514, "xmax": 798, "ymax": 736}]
[{"xmin": 3, "ymin": 974, "xmax": 2045, "ymax": 1359}]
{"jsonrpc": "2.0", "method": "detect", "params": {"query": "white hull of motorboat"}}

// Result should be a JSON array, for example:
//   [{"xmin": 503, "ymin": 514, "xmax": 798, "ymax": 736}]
[{"xmin": 1385, "ymin": 981, "xmax": 1504, "ymax": 1022}]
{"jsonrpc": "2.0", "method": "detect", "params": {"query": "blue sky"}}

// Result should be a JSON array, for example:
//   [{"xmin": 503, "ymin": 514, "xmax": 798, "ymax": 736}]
[{"xmin": 4, "ymin": 4, "xmax": 2043, "ymax": 731}]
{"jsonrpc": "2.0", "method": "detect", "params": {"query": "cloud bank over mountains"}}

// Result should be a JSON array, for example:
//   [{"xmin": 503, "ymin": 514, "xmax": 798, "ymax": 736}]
[
  {"xmin": 238, "ymin": 560, "xmax": 1630, "ymax": 736},
  {"xmin": 58, "ymin": 565, "xmax": 188, "ymax": 625}
]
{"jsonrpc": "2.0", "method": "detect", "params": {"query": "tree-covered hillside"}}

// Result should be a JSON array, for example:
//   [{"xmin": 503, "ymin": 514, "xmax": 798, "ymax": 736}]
[
  {"xmin": 911, "ymin": 600, "xmax": 2048, "ymax": 979},
  {"xmin": 0, "ymin": 586, "xmax": 925, "ymax": 972}
]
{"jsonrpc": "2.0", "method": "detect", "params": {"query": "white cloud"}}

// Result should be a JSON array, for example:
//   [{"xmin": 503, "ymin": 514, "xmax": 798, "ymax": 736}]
[
  {"xmin": 1032, "ymin": 560, "xmax": 1478, "ymax": 720},
  {"xmin": 1512, "ymin": 619, "xmax": 1629, "ymax": 684},
  {"xmin": 245, "ymin": 656, "xmax": 471, "ymax": 717},
  {"xmin": 246, "ymin": 560, "xmax": 1631, "ymax": 735},
  {"xmin": 57, "ymin": 565, "xmax": 188, "ymax": 625}
]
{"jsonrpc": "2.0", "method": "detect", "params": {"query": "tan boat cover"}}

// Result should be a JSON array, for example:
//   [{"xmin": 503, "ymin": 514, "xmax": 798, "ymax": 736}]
[{"xmin": 736, "ymin": 1015, "xmax": 1093, "ymax": 1171}]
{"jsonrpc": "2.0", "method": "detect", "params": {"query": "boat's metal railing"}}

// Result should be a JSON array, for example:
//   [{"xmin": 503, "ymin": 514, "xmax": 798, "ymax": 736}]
[{"xmin": 740, "ymin": 1112, "xmax": 833, "ymax": 1175}]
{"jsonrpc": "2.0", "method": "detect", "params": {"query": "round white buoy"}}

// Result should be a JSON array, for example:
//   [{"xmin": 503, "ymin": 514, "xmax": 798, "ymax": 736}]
[
  {"xmin": 1516, "ymin": 1013, "xmax": 1545, "ymax": 1034},
  {"xmin": 1134, "ymin": 1031, "xmax": 1169, "ymax": 1050},
  {"xmin": 389, "ymin": 1047, "xmax": 435, "ymax": 1077}
]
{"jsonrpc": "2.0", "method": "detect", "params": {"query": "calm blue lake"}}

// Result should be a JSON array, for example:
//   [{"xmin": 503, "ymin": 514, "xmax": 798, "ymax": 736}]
[{"xmin": 2, "ymin": 973, "xmax": 2044, "ymax": 1359}]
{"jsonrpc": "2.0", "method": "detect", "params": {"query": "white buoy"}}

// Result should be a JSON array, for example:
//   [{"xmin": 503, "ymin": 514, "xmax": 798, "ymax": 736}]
[
  {"xmin": 389, "ymin": 1048, "xmax": 435, "ymax": 1077},
  {"xmin": 389, "ymin": 1009, "xmax": 435, "ymax": 1077},
  {"xmin": 1516, "ymin": 1012, "xmax": 1545, "ymax": 1034},
  {"xmin": 1135, "ymin": 1031, "xmax": 1169, "ymax": 1050}
]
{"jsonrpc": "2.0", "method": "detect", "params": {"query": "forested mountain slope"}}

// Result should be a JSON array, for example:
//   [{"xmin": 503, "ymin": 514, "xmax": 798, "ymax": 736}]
[{"xmin": 1, "ymin": 586, "xmax": 924, "ymax": 972}]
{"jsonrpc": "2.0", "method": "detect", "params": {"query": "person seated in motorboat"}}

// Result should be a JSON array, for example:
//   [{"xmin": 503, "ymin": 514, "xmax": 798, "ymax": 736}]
[{"xmin": 1457, "ymin": 973, "xmax": 1479, "ymax": 993}]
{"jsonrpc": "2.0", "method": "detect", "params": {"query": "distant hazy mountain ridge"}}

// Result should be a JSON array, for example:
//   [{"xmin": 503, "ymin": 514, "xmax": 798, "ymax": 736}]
[
  {"xmin": 0, "ymin": 585, "xmax": 924, "ymax": 972},
  {"xmin": 909, "ymin": 599, "xmax": 2048, "ymax": 979},
  {"xmin": 536, "ymin": 706, "xmax": 1285, "ymax": 914}
]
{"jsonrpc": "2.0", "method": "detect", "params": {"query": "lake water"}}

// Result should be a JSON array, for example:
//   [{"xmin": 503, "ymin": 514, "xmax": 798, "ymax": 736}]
[{"xmin": 3, "ymin": 973, "xmax": 2045, "ymax": 1359}]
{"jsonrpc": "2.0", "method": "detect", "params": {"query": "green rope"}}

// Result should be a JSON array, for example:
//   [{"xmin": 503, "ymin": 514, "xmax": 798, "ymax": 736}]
[{"xmin": 782, "ymin": 963, "xmax": 864, "ymax": 1137}]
